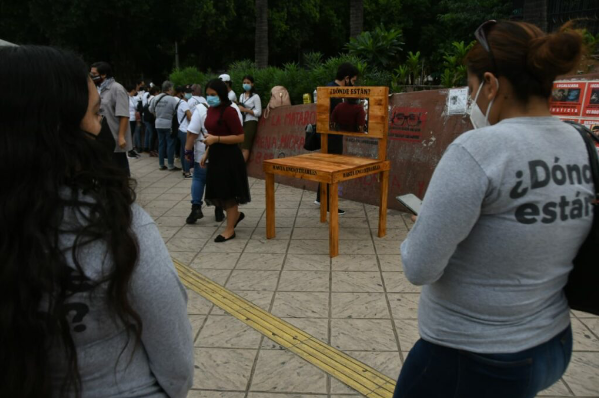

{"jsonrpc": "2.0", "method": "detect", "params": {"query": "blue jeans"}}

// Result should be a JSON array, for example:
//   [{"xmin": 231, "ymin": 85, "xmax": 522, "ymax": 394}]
[
  {"xmin": 144, "ymin": 122, "xmax": 155, "ymax": 150},
  {"xmin": 393, "ymin": 325, "xmax": 573, "ymax": 398},
  {"xmin": 133, "ymin": 123, "xmax": 142, "ymax": 149},
  {"xmin": 178, "ymin": 130, "xmax": 190, "ymax": 173},
  {"xmin": 191, "ymin": 162, "xmax": 207, "ymax": 205},
  {"xmin": 156, "ymin": 128, "xmax": 176, "ymax": 168}
]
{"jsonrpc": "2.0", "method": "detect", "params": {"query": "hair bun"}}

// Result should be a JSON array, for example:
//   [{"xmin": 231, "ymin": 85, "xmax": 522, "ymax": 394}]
[{"xmin": 527, "ymin": 23, "xmax": 583, "ymax": 80}]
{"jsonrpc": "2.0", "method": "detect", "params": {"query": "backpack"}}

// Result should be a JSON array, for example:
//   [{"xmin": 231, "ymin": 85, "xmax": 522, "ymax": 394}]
[
  {"xmin": 142, "ymin": 101, "xmax": 155, "ymax": 123},
  {"xmin": 171, "ymin": 100, "xmax": 183, "ymax": 137},
  {"xmin": 263, "ymin": 86, "xmax": 291, "ymax": 119}
]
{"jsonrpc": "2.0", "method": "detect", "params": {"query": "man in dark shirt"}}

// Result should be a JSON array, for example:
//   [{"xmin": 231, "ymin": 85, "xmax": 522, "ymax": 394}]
[{"xmin": 316, "ymin": 63, "xmax": 360, "ymax": 214}]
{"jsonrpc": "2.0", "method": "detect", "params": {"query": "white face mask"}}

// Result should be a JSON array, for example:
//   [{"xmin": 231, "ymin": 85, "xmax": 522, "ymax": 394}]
[{"xmin": 469, "ymin": 79, "xmax": 499, "ymax": 129}]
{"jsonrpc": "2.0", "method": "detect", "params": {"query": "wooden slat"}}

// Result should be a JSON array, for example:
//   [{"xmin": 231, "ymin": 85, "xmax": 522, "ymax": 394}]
[
  {"xmin": 316, "ymin": 86, "xmax": 389, "ymax": 138},
  {"xmin": 333, "ymin": 161, "xmax": 391, "ymax": 183}
]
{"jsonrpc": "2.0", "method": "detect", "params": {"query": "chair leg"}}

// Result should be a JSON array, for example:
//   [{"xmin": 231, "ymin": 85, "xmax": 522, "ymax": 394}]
[
  {"xmin": 378, "ymin": 170, "xmax": 389, "ymax": 238},
  {"xmin": 320, "ymin": 183, "xmax": 328, "ymax": 223},
  {"xmin": 329, "ymin": 182, "xmax": 339, "ymax": 257}
]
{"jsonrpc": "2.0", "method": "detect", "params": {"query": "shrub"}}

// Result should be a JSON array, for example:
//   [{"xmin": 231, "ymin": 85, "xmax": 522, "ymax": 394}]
[{"xmin": 345, "ymin": 25, "xmax": 404, "ymax": 70}]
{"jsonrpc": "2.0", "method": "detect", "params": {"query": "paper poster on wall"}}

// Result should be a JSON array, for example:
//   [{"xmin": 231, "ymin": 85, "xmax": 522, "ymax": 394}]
[
  {"xmin": 549, "ymin": 81, "xmax": 587, "ymax": 116},
  {"xmin": 447, "ymin": 88, "xmax": 469, "ymax": 115},
  {"xmin": 389, "ymin": 107, "xmax": 428, "ymax": 142},
  {"xmin": 580, "ymin": 119, "xmax": 599, "ymax": 148},
  {"xmin": 582, "ymin": 82, "xmax": 599, "ymax": 117}
]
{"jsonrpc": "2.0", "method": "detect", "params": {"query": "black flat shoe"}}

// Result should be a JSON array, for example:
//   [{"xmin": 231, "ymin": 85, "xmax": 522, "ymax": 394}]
[
  {"xmin": 234, "ymin": 212, "xmax": 245, "ymax": 228},
  {"xmin": 214, "ymin": 233, "xmax": 235, "ymax": 243}
]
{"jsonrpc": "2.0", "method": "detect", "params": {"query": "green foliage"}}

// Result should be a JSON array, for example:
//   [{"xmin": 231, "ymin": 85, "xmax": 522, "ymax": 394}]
[
  {"xmin": 440, "ymin": 41, "xmax": 474, "ymax": 87},
  {"xmin": 405, "ymin": 51, "xmax": 421, "ymax": 84},
  {"xmin": 1, "ymin": 0, "xmax": 516, "ymax": 84},
  {"xmin": 345, "ymin": 25, "xmax": 404, "ymax": 69},
  {"xmin": 169, "ymin": 67, "xmax": 215, "ymax": 88},
  {"xmin": 393, "ymin": 65, "xmax": 410, "ymax": 85},
  {"xmin": 170, "ymin": 51, "xmax": 397, "ymax": 107}
]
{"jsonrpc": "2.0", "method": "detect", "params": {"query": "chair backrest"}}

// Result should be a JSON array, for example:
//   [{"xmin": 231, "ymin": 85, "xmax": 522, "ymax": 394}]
[{"xmin": 316, "ymin": 86, "xmax": 389, "ymax": 161}]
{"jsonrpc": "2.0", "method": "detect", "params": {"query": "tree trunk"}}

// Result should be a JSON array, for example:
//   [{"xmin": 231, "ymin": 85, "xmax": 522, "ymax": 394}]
[
  {"xmin": 255, "ymin": 0, "xmax": 268, "ymax": 68},
  {"xmin": 349, "ymin": 0, "xmax": 363, "ymax": 38}
]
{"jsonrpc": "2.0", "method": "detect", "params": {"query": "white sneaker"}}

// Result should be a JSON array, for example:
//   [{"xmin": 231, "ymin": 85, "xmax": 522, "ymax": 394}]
[{"xmin": 314, "ymin": 200, "xmax": 320, "ymax": 205}]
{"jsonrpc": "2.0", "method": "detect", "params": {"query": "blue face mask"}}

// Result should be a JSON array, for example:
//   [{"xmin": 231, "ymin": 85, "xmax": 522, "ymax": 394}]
[
  {"xmin": 184, "ymin": 93, "xmax": 192, "ymax": 100},
  {"xmin": 207, "ymin": 95, "xmax": 221, "ymax": 107},
  {"xmin": 243, "ymin": 83, "xmax": 252, "ymax": 92}
]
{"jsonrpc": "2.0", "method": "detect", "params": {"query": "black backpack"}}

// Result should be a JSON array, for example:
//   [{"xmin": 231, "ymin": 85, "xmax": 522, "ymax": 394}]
[
  {"xmin": 170, "ymin": 100, "xmax": 184, "ymax": 137},
  {"xmin": 142, "ymin": 101, "xmax": 155, "ymax": 123}
]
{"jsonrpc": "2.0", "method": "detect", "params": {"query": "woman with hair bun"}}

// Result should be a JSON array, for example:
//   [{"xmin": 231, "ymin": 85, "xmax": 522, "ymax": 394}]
[
  {"xmin": 393, "ymin": 21, "xmax": 593, "ymax": 398},
  {"xmin": 0, "ymin": 46, "xmax": 193, "ymax": 398}
]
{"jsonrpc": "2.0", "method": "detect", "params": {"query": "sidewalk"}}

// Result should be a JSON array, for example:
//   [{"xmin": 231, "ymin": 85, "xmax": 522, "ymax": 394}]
[{"xmin": 131, "ymin": 155, "xmax": 599, "ymax": 398}]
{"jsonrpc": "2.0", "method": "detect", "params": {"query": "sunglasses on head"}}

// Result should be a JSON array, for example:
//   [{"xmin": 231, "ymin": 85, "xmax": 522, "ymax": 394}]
[{"xmin": 474, "ymin": 20, "xmax": 499, "ymax": 76}]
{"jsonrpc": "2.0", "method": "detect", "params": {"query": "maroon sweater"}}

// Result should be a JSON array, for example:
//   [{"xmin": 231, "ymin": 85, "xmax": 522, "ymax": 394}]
[
  {"xmin": 331, "ymin": 102, "xmax": 366, "ymax": 132},
  {"xmin": 205, "ymin": 105, "xmax": 244, "ymax": 136}
]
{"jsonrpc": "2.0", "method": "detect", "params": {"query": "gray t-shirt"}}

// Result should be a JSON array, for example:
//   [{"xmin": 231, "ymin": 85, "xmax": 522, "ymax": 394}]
[
  {"xmin": 99, "ymin": 79, "xmax": 133, "ymax": 153},
  {"xmin": 48, "ymin": 201, "xmax": 194, "ymax": 397},
  {"xmin": 401, "ymin": 117, "xmax": 594, "ymax": 353},
  {"xmin": 150, "ymin": 94, "xmax": 181, "ymax": 130}
]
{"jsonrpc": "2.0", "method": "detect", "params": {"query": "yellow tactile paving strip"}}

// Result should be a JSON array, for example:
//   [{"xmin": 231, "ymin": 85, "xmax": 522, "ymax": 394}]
[{"xmin": 173, "ymin": 258, "xmax": 396, "ymax": 398}]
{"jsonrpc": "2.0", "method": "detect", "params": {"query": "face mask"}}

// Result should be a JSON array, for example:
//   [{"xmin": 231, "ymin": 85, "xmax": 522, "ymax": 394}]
[
  {"xmin": 185, "ymin": 93, "xmax": 192, "ymax": 100},
  {"xmin": 345, "ymin": 78, "xmax": 354, "ymax": 87},
  {"xmin": 243, "ymin": 83, "xmax": 252, "ymax": 92},
  {"xmin": 207, "ymin": 95, "xmax": 221, "ymax": 107},
  {"xmin": 91, "ymin": 74, "xmax": 103, "ymax": 86},
  {"xmin": 469, "ymin": 79, "xmax": 499, "ymax": 129}
]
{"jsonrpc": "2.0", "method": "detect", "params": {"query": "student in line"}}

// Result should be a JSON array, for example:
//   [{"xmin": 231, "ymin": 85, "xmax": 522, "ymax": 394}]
[
  {"xmin": 237, "ymin": 75, "xmax": 262, "ymax": 162},
  {"xmin": 200, "ymin": 79, "xmax": 250, "ymax": 241}
]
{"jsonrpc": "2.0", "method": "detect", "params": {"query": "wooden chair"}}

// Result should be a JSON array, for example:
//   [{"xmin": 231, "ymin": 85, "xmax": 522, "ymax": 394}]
[{"xmin": 263, "ymin": 86, "xmax": 390, "ymax": 257}]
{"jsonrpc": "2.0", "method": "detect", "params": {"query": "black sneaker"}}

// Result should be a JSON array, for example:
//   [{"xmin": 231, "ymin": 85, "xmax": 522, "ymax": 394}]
[
  {"xmin": 215, "ymin": 206, "xmax": 225, "ymax": 222},
  {"xmin": 328, "ymin": 208, "xmax": 346, "ymax": 215},
  {"xmin": 127, "ymin": 149, "xmax": 141, "ymax": 159},
  {"xmin": 159, "ymin": 166, "xmax": 168, "ymax": 171},
  {"xmin": 168, "ymin": 166, "xmax": 182, "ymax": 171},
  {"xmin": 186, "ymin": 205, "xmax": 204, "ymax": 224}
]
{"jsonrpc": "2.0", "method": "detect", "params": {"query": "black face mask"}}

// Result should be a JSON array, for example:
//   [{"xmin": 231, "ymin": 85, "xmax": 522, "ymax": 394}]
[{"xmin": 91, "ymin": 74, "xmax": 104, "ymax": 86}]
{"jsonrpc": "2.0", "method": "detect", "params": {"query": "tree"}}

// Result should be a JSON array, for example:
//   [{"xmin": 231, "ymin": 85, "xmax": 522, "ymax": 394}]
[
  {"xmin": 346, "ymin": 25, "xmax": 404, "ymax": 69},
  {"xmin": 255, "ymin": 0, "xmax": 268, "ymax": 68},
  {"xmin": 350, "ymin": 0, "xmax": 364, "ymax": 38}
]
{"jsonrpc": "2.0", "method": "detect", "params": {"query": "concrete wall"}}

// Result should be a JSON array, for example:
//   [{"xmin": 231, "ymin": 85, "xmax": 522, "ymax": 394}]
[{"xmin": 246, "ymin": 89, "xmax": 472, "ymax": 211}]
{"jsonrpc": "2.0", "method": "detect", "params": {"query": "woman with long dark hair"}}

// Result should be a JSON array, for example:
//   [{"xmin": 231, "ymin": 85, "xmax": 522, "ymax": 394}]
[
  {"xmin": 0, "ymin": 46, "xmax": 193, "ymax": 398},
  {"xmin": 392, "ymin": 21, "xmax": 591, "ymax": 398},
  {"xmin": 237, "ymin": 75, "xmax": 262, "ymax": 162},
  {"xmin": 200, "ymin": 79, "xmax": 250, "ymax": 241}
]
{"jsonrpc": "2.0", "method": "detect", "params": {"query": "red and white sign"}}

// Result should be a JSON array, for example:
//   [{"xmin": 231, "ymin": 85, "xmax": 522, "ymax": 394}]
[
  {"xmin": 580, "ymin": 119, "xmax": 599, "ymax": 149},
  {"xmin": 549, "ymin": 81, "xmax": 587, "ymax": 116},
  {"xmin": 582, "ymin": 82, "xmax": 599, "ymax": 117}
]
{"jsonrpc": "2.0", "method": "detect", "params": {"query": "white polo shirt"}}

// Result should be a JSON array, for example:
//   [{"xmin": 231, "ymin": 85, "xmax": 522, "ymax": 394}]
[
  {"xmin": 176, "ymin": 100, "xmax": 191, "ymax": 132},
  {"xmin": 187, "ymin": 104, "xmax": 208, "ymax": 160},
  {"xmin": 238, "ymin": 92, "xmax": 262, "ymax": 123}
]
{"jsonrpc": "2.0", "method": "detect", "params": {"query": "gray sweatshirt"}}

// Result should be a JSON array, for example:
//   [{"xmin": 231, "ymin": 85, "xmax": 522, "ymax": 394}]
[
  {"xmin": 401, "ymin": 117, "xmax": 594, "ymax": 353},
  {"xmin": 150, "ymin": 94, "xmax": 181, "ymax": 130},
  {"xmin": 48, "ymin": 202, "xmax": 194, "ymax": 397}
]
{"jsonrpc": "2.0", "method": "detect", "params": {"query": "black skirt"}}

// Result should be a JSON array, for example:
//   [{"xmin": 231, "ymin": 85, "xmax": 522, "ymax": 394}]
[{"xmin": 205, "ymin": 143, "xmax": 251, "ymax": 209}]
